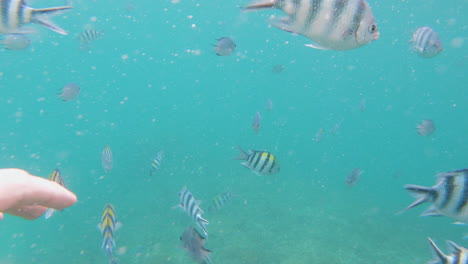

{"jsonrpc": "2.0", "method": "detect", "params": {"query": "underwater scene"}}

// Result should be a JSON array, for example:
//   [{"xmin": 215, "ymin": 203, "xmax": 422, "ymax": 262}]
[{"xmin": 0, "ymin": 0, "xmax": 467, "ymax": 263}]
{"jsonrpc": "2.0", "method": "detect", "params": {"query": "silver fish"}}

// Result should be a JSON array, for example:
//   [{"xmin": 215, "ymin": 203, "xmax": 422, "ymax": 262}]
[
  {"xmin": 1, "ymin": 33, "xmax": 30, "ymax": 50},
  {"xmin": 346, "ymin": 168, "xmax": 362, "ymax": 187},
  {"xmin": 208, "ymin": 192, "xmax": 234, "ymax": 211},
  {"xmin": 410, "ymin": 27, "xmax": 443, "ymax": 58},
  {"xmin": 0, "ymin": 0, "xmax": 72, "ymax": 35},
  {"xmin": 58, "ymin": 82, "xmax": 80, "ymax": 101},
  {"xmin": 78, "ymin": 29, "xmax": 104, "ymax": 49},
  {"xmin": 102, "ymin": 145, "xmax": 113, "ymax": 173},
  {"xmin": 253, "ymin": 111, "xmax": 261, "ymax": 133},
  {"xmin": 417, "ymin": 119, "xmax": 435, "ymax": 136},
  {"xmin": 399, "ymin": 169, "xmax": 468, "ymax": 224},
  {"xmin": 177, "ymin": 187, "xmax": 209, "ymax": 237},
  {"xmin": 235, "ymin": 147, "xmax": 280, "ymax": 175},
  {"xmin": 427, "ymin": 238, "xmax": 468, "ymax": 264},
  {"xmin": 213, "ymin": 37, "xmax": 236, "ymax": 56},
  {"xmin": 266, "ymin": 99, "xmax": 273, "ymax": 111},
  {"xmin": 244, "ymin": 0, "xmax": 379, "ymax": 50},
  {"xmin": 180, "ymin": 226, "xmax": 212, "ymax": 264},
  {"xmin": 44, "ymin": 168, "xmax": 66, "ymax": 219}
]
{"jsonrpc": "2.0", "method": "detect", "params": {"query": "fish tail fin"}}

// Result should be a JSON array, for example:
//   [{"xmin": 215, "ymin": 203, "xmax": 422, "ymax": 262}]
[
  {"xmin": 233, "ymin": 146, "xmax": 248, "ymax": 160},
  {"xmin": 396, "ymin": 184, "xmax": 435, "ymax": 215},
  {"xmin": 243, "ymin": 0, "xmax": 277, "ymax": 11},
  {"xmin": 32, "ymin": 6, "xmax": 73, "ymax": 35},
  {"xmin": 427, "ymin": 238, "xmax": 447, "ymax": 264}
]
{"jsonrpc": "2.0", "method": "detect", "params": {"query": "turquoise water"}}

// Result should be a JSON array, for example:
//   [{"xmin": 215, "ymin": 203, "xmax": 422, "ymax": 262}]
[{"xmin": 1, "ymin": 0, "xmax": 467, "ymax": 263}]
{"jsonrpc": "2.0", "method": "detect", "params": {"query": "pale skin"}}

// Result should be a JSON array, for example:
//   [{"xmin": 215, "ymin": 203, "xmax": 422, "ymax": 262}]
[{"xmin": 0, "ymin": 168, "xmax": 77, "ymax": 220}]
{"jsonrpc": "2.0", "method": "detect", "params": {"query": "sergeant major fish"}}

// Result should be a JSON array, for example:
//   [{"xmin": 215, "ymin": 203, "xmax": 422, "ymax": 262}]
[
  {"xmin": 427, "ymin": 237, "xmax": 468, "ymax": 264},
  {"xmin": 208, "ymin": 192, "xmax": 234, "ymax": 211},
  {"xmin": 98, "ymin": 204, "xmax": 122, "ymax": 264},
  {"xmin": 243, "ymin": 0, "xmax": 379, "ymax": 50},
  {"xmin": 399, "ymin": 169, "xmax": 468, "ymax": 224},
  {"xmin": 0, "ymin": 0, "xmax": 72, "ymax": 35},
  {"xmin": 150, "ymin": 151, "xmax": 163, "ymax": 175},
  {"xmin": 180, "ymin": 226, "xmax": 212, "ymax": 264},
  {"xmin": 410, "ymin": 27, "xmax": 443, "ymax": 58},
  {"xmin": 102, "ymin": 145, "xmax": 113, "ymax": 173},
  {"xmin": 44, "ymin": 168, "xmax": 66, "ymax": 219},
  {"xmin": 176, "ymin": 187, "xmax": 209, "ymax": 237},
  {"xmin": 235, "ymin": 147, "xmax": 280, "ymax": 175}
]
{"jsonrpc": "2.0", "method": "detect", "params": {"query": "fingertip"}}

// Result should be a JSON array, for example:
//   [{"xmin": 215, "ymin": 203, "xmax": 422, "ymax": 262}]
[{"xmin": 0, "ymin": 212, "xmax": 3, "ymax": 221}]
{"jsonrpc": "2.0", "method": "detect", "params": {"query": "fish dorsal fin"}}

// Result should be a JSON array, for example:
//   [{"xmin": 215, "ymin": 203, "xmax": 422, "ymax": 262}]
[
  {"xmin": 446, "ymin": 240, "xmax": 462, "ymax": 255},
  {"xmin": 395, "ymin": 196, "xmax": 428, "ymax": 215},
  {"xmin": 427, "ymin": 238, "xmax": 448, "ymax": 263},
  {"xmin": 304, "ymin": 43, "xmax": 330, "ymax": 50},
  {"xmin": 421, "ymin": 207, "xmax": 443, "ymax": 217}
]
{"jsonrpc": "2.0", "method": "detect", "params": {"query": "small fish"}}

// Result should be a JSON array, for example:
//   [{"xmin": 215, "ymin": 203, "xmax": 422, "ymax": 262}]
[
  {"xmin": 1, "ymin": 34, "xmax": 30, "ymax": 50},
  {"xmin": 98, "ymin": 204, "xmax": 122, "ymax": 263},
  {"xmin": 150, "ymin": 151, "xmax": 163, "ymax": 175},
  {"xmin": 271, "ymin": 64, "xmax": 285, "ymax": 74},
  {"xmin": 315, "ymin": 128, "xmax": 324, "ymax": 142},
  {"xmin": 78, "ymin": 29, "xmax": 104, "ymax": 49},
  {"xmin": 410, "ymin": 27, "xmax": 443, "ymax": 58},
  {"xmin": 360, "ymin": 99, "xmax": 367, "ymax": 112},
  {"xmin": 346, "ymin": 168, "xmax": 362, "ymax": 187},
  {"xmin": 253, "ymin": 111, "xmax": 261, "ymax": 133},
  {"xmin": 235, "ymin": 147, "xmax": 280, "ymax": 175},
  {"xmin": 243, "ymin": 0, "xmax": 379, "ymax": 50},
  {"xmin": 44, "ymin": 168, "xmax": 66, "ymax": 219},
  {"xmin": 176, "ymin": 187, "xmax": 209, "ymax": 237},
  {"xmin": 330, "ymin": 120, "xmax": 343, "ymax": 135},
  {"xmin": 102, "ymin": 145, "xmax": 113, "ymax": 173},
  {"xmin": 180, "ymin": 226, "xmax": 212, "ymax": 264},
  {"xmin": 213, "ymin": 37, "xmax": 236, "ymax": 56},
  {"xmin": 0, "ymin": 0, "xmax": 72, "ymax": 35},
  {"xmin": 58, "ymin": 83, "xmax": 80, "ymax": 101},
  {"xmin": 417, "ymin": 119, "xmax": 435, "ymax": 136},
  {"xmin": 427, "ymin": 238, "xmax": 468, "ymax": 264},
  {"xmin": 399, "ymin": 169, "xmax": 468, "ymax": 224},
  {"xmin": 266, "ymin": 99, "xmax": 273, "ymax": 111},
  {"xmin": 208, "ymin": 192, "xmax": 234, "ymax": 211}
]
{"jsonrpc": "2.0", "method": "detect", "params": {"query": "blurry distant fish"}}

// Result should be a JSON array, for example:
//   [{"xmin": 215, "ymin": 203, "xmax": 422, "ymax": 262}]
[
  {"xmin": 78, "ymin": 29, "xmax": 104, "ymax": 49},
  {"xmin": 44, "ymin": 168, "xmax": 66, "ymax": 219},
  {"xmin": 399, "ymin": 168, "xmax": 468, "ymax": 224},
  {"xmin": 180, "ymin": 226, "xmax": 212, "ymax": 264},
  {"xmin": 410, "ymin": 27, "xmax": 443, "ymax": 58},
  {"xmin": 150, "ymin": 151, "xmax": 163, "ymax": 175},
  {"xmin": 315, "ymin": 128, "xmax": 324, "ymax": 142},
  {"xmin": 271, "ymin": 64, "xmax": 285, "ymax": 74},
  {"xmin": 98, "ymin": 204, "xmax": 122, "ymax": 264},
  {"xmin": 417, "ymin": 119, "xmax": 435, "ymax": 136},
  {"xmin": 360, "ymin": 99, "xmax": 367, "ymax": 112},
  {"xmin": 0, "ymin": 0, "xmax": 72, "ymax": 35},
  {"xmin": 213, "ymin": 37, "xmax": 236, "ymax": 56},
  {"xmin": 57, "ymin": 82, "xmax": 80, "ymax": 101},
  {"xmin": 346, "ymin": 168, "xmax": 362, "ymax": 187},
  {"xmin": 102, "ymin": 145, "xmax": 113, "ymax": 173},
  {"xmin": 176, "ymin": 187, "xmax": 209, "ymax": 237},
  {"xmin": 1, "ymin": 34, "xmax": 30, "ymax": 50},
  {"xmin": 427, "ymin": 238, "xmax": 468, "ymax": 264},
  {"xmin": 253, "ymin": 111, "xmax": 261, "ymax": 133},
  {"xmin": 235, "ymin": 147, "xmax": 280, "ymax": 175},
  {"xmin": 266, "ymin": 99, "xmax": 273, "ymax": 111},
  {"xmin": 208, "ymin": 192, "xmax": 234, "ymax": 211},
  {"xmin": 330, "ymin": 120, "xmax": 343, "ymax": 135},
  {"xmin": 243, "ymin": 0, "xmax": 379, "ymax": 50}
]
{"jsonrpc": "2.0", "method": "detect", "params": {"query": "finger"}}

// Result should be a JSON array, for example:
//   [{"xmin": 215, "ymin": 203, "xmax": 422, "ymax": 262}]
[
  {"xmin": 5, "ymin": 205, "xmax": 48, "ymax": 220},
  {"xmin": 24, "ymin": 178, "xmax": 77, "ymax": 210},
  {"xmin": 0, "ymin": 212, "xmax": 3, "ymax": 221}
]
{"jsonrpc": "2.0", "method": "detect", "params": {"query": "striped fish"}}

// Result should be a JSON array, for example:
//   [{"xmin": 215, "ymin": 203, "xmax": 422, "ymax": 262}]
[
  {"xmin": 78, "ymin": 29, "xmax": 104, "ymax": 48},
  {"xmin": 235, "ymin": 147, "xmax": 280, "ymax": 175},
  {"xmin": 208, "ymin": 192, "xmax": 234, "ymax": 211},
  {"xmin": 102, "ymin": 145, "xmax": 113, "ymax": 173},
  {"xmin": 98, "ymin": 204, "xmax": 122, "ymax": 263},
  {"xmin": 44, "ymin": 168, "xmax": 66, "ymax": 219},
  {"xmin": 410, "ymin": 27, "xmax": 443, "ymax": 58},
  {"xmin": 150, "ymin": 151, "xmax": 163, "ymax": 175},
  {"xmin": 399, "ymin": 169, "xmax": 468, "ymax": 224},
  {"xmin": 177, "ymin": 187, "xmax": 209, "ymax": 237},
  {"xmin": 243, "ymin": 0, "xmax": 379, "ymax": 50},
  {"xmin": 427, "ymin": 238, "xmax": 468, "ymax": 264},
  {"xmin": 0, "ymin": 0, "xmax": 72, "ymax": 35}
]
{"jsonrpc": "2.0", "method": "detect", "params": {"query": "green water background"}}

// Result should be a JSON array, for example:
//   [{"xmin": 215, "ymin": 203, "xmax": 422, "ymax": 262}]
[{"xmin": 0, "ymin": 0, "xmax": 467, "ymax": 263}]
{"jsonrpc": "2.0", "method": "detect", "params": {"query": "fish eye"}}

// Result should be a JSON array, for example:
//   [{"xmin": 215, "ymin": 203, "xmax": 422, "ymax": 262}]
[{"xmin": 369, "ymin": 24, "xmax": 377, "ymax": 33}]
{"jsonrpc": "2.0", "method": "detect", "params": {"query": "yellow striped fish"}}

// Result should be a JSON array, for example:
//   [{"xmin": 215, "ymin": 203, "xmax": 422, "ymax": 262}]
[
  {"xmin": 44, "ymin": 168, "xmax": 65, "ymax": 219},
  {"xmin": 98, "ymin": 204, "xmax": 122, "ymax": 263},
  {"xmin": 235, "ymin": 147, "xmax": 280, "ymax": 175}
]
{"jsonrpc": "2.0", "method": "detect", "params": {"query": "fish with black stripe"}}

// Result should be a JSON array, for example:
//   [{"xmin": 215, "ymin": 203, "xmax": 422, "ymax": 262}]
[
  {"xmin": 235, "ymin": 147, "xmax": 280, "ymax": 175},
  {"xmin": 176, "ymin": 187, "xmax": 209, "ymax": 237},
  {"xmin": 208, "ymin": 192, "xmax": 234, "ymax": 212},
  {"xmin": 44, "ymin": 168, "xmax": 66, "ymax": 219},
  {"xmin": 98, "ymin": 204, "xmax": 122, "ymax": 264},
  {"xmin": 243, "ymin": 0, "xmax": 379, "ymax": 50},
  {"xmin": 399, "ymin": 168, "xmax": 468, "ymax": 224},
  {"xmin": 410, "ymin": 27, "xmax": 443, "ymax": 58},
  {"xmin": 0, "ymin": 0, "xmax": 72, "ymax": 35},
  {"xmin": 427, "ymin": 237, "xmax": 468, "ymax": 264},
  {"xmin": 150, "ymin": 151, "xmax": 163, "ymax": 175},
  {"xmin": 78, "ymin": 28, "xmax": 104, "ymax": 49},
  {"xmin": 102, "ymin": 145, "xmax": 113, "ymax": 173}
]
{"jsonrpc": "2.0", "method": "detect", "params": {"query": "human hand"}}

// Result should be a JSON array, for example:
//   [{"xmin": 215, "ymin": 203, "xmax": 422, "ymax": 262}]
[{"xmin": 0, "ymin": 168, "xmax": 77, "ymax": 220}]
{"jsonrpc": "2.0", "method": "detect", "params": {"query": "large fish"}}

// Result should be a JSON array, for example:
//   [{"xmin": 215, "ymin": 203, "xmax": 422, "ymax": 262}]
[
  {"xmin": 244, "ymin": 0, "xmax": 379, "ymax": 50},
  {"xmin": 44, "ymin": 168, "xmax": 66, "ymax": 219},
  {"xmin": 0, "ymin": 0, "xmax": 72, "ymax": 35},
  {"xmin": 180, "ymin": 226, "xmax": 212, "ymax": 264},
  {"xmin": 98, "ymin": 204, "xmax": 122, "ymax": 264},
  {"xmin": 399, "ymin": 169, "xmax": 468, "ymax": 224},
  {"xmin": 427, "ymin": 238, "xmax": 468, "ymax": 264},
  {"xmin": 176, "ymin": 187, "xmax": 209, "ymax": 237},
  {"xmin": 235, "ymin": 147, "xmax": 280, "ymax": 175}
]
